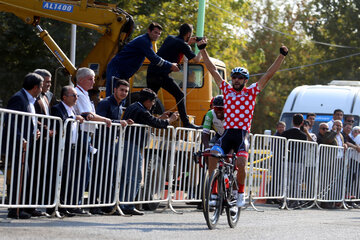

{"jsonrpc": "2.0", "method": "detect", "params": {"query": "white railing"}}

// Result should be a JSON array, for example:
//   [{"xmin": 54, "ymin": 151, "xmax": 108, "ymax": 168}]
[{"xmin": 1, "ymin": 108, "xmax": 360, "ymax": 215}]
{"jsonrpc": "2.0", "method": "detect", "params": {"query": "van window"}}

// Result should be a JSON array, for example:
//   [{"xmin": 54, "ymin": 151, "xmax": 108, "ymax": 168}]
[{"xmin": 132, "ymin": 64, "xmax": 204, "ymax": 88}]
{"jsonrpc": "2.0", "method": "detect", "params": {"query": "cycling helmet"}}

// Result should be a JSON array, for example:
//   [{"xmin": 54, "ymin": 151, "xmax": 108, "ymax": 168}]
[
  {"xmin": 231, "ymin": 67, "xmax": 249, "ymax": 79},
  {"xmin": 212, "ymin": 95, "xmax": 224, "ymax": 107}
]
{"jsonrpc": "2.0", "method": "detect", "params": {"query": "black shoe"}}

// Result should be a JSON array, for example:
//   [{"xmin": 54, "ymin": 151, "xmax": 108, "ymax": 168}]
[
  {"xmin": 46, "ymin": 208, "xmax": 55, "ymax": 216},
  {"xmin": 352, "ymin": 203, "xmax": 360, "ymax": 209},
  {"xmin": 122, "ymin": 208, "xmax": 144, "ymax": 216},
  {"xmin": 68, "ymin": 208, "xmax": 91, "ymax": 216},
  {"xmin": 183, "ymin": 123, "xmax": 201, "ymax": 129},
  {"xmin": 27, "ymin": 209, "xmax": 48, "ymax": 217},
  {"xmin": 59, "ymin": 208, "xmax": 76, "ymax": 217},
  {"xmin": 8, "ymin": 209, "xmax": 31, "ymax": 219},
  {"xmin": 89, "ymin": 207, "xmax": 104, "ymax": 215}
]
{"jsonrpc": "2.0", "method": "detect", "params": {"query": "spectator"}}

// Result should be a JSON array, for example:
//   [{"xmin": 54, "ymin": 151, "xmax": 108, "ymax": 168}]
[
  {"xmin": 50, "ymin": 86, "xmax": 84, "ymax": 217},
  {"xmin": 281, "ymin": 114, "xmax": 307, "ymax": 208},
  {"xmin": 92, "ymin": 79, "xmax": 133, "ymax": 215},
  {"xmin": 331, "ymin": 120, "xmax": 346, "ymax": 149},
  {"xmin": 351, "ymin": 126, "xmax": 360, "ymax": 145},
  {"xmin": 97, "ymin": 79, "xmax": 133, "ymax": 126},
  {"xmin": 342, "ymin": 123, "xmax": 360, "ymax": 152},
  {"xmin": 72, "ymin": 67, "xmax": 111, "ymax": 215},
  {"xmin": 120, "ymin": 88, "xmax": 179, "ymax": 215},
  {"xmin": 32, "ymin": 69, "xmax": 55, "ymax": 217},
  {"xmin": 281, "ymin": 114, "xmax": 307, "ymax": 141},
  {"xmin": 344, "ymin": 115, "xmax": 355, "ymax": 126},
  {"xmin": 306, "ymin": 113, "xmax": 316, "ymax": 133},
  {"xmin": 327, "ymin": 109, "xmax": 344, "ymax": 130},
  {"xmin": 202, "ymin": 95, "xmax": 225, "ymax": 150},
  {"xmin": 274, "ymin": 121, "xmax": 286, "ymax": 136},
  {"xmin": 147, "ymin": 23, "xmax": 201, "ymax": 128},
  {"xmin": 106, "ymin": 22, "xmax": 180, "ymax": 97},
  {"xmin": 316, "ymin": 123, "xmax": 337, "ymax": 145},
  {"xmin": 301, "ymin": 120, "xmax": 317, "ymax": 142},
  {"xmin": 34, "ymin": 69, "xmax": 55, "ymax": 112},
  {"xmin": 6, "ymin": 73, "xmax": 43, "ymax": 219}
]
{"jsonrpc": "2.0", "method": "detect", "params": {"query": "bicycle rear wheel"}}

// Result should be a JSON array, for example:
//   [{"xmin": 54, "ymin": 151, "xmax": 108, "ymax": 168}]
[
  {"xmin": 226, "ymin": 173, "xmax": 240, "ymax": 228},
  {"xmin": 203, "ymin": 169, "xmax": 222, "ymax": 230}
]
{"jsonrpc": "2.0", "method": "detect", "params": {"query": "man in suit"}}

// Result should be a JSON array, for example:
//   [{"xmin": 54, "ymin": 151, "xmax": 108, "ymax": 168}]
[
  {"xmin": 34, "ymin": 69, "xmax": 54, "ymax": 114},
  {"xmin": 6, "ymin": 73, "xmax": 43, "ymax": 219},
  {"xmin": 51, "ymin": 86, "xmax": 84, "ymax": 217},
  {"xmin": 281, "ymin": 114, "xmax": 307, "ymax": 208},
  {"xmin": 32, "ymin": 69, "xmax": 55, "ymax": 215}
]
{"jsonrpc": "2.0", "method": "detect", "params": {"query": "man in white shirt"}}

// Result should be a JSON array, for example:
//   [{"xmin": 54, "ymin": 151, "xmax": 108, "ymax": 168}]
[
  {"xmin": 327, "ymin": 109, "xmax": 344, "ymax": 130},
  {"xmin": 72, "ymin": 67, "xmax": 111, "ymax": 215}
]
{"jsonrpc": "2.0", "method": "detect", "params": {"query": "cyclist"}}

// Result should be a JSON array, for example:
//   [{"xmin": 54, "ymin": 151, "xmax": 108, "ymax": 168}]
[
  {"xmin": 202, "ymin": 95, "xmax": 225, "ymax": 150},
  {"xmin": 198, "ymin": 38, "xmax": 288, "ymax": 207}
]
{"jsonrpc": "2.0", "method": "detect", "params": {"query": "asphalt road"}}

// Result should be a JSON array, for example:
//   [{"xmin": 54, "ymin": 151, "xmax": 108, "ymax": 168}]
[{"xmin": 0, "ymin": 204, "xmax": 359, "ymax": 240}]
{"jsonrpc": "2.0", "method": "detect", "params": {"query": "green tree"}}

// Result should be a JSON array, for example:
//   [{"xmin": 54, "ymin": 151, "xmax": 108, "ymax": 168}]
[
  {"xmin": 242, "ymin": 0, "xmax": 320, "ymax": 133},
  {"xmin": 302, "ymin": 0, "xmax": 360, "ymax": 81}
]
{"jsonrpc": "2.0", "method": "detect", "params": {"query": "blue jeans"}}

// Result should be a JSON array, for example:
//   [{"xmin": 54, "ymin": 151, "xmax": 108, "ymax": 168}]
[{"xmin": 119, "ymin": 141, "xmax": 142, "ymax": 211}]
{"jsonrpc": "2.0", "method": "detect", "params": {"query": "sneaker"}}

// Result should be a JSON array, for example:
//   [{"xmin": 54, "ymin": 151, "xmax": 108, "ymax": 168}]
[
  {"xmin": 209, "ymin": 194, "xmax": 218, "ymax": 207},
  {"xmin": 236, "ymin": 193, "xmax": 245, "ymax": 207}
]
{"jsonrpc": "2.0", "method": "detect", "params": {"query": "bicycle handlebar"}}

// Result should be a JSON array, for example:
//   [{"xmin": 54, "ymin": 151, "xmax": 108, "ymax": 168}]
[{"xmin": 192, "ymin": 151, "xmax": 236, "ymax": 168}]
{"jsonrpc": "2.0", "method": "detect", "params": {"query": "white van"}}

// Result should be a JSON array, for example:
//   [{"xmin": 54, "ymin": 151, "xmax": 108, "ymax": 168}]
[{"xmin": 280, "ymin": 80, "xmax": 360, "ymax": 132}]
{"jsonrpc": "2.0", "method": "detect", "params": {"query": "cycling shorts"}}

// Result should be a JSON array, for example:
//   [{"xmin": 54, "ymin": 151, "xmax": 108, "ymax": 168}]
[{"xmin": 214, "ymin": 129, "xmax": 249, "ymax": 158}]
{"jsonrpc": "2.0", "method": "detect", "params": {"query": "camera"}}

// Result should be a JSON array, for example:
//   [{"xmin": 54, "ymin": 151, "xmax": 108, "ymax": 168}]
[{"xmin": 195, "ymin": 37, "xmax": 203, "ymax": 42}]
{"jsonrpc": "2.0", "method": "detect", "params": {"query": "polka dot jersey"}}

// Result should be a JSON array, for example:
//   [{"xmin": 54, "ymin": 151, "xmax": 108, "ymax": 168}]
[{"xmin": 220, "ymin": 80, "xmax": 261, "ymax": 131}]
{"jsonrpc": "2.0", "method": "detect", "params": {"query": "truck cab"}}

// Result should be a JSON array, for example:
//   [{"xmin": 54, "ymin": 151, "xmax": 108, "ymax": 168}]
[
  {"xmin": 130, "ymin": 57, "xmax": 227, "ymax": 126},
  {"xmin": 280, "ymin": 80, "xmax": 360, "ymax": 132}
]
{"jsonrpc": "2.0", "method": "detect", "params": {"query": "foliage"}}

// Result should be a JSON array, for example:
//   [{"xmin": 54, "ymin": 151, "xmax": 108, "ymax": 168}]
[
  {"xmin": 1, "ymin": 0, "xmax": 358, "ymax": 135},
  {"xmin": 302, "ymin": 0, "xmax": 360, "ymax": 81}
]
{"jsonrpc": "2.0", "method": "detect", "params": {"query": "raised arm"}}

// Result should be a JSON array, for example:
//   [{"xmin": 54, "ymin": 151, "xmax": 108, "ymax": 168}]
[
  {"xmin": 198, "ymin": 39, "xmax": 223, "ymax": 87},
  {"xmin": 257, "ymin": 45, "xmax": 288, "ymax": 91}
]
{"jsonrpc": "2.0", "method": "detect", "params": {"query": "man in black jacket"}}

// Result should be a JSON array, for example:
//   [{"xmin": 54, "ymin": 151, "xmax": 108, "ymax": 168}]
[
  {"xmin": 6, "ymin": 73, "xmax": 43, "ymax": 219},
  {"xmin": 281, "ymin": 114, "xmax": 307, "ymax": 208},
  {"xmin": 119, "ymin": 88, "xmax": 178, "ymax": 215},
  {"xmin": 146, "ymin": 23, "xmax": 201, "ymax": 129},
  {"xmin": 51, "ymin": 86, "xmax": 84, "ymax": 216}
]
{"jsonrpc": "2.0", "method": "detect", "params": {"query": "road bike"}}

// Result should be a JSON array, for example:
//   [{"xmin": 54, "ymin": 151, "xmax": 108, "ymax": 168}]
[{"xmin": 193, "ymin": 151, "xmax": 240, "ymax": 229}]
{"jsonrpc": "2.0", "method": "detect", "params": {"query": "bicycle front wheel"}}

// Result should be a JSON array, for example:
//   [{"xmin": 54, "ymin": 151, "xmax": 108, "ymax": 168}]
[
  {"xmin": 203, "ymin": 169, "xmax": 222, "ymax": 230},
  {"xmin": 225, "ymin": 176, "xmax": 240, "ymax": 228}
]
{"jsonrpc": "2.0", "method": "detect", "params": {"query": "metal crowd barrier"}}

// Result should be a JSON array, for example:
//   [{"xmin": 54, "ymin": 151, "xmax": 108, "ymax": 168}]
[
  {"xmin": 118, "ymin": 124, "xmax": 175, "ymax": 212},
  {"xmin": 2, "ymin": 107, "xmax": 360, "ymax": 214},
  {"xmin": 248, "ymin": 134, "xmax": 287, "ymax": 204},
  {"xmin": 169, "ymin": 128, "xmax": 203, "ymax": 208},
  {"xmin": 283, "ymin": 139, "xmax": 318, "ymax": 209},
  {"xmin": 0, "ymin": 109, "xmax": 63, "ymax": 210},
  {"xmin": 345, "ymin": 148, "xmax": 360, "ymax": 204},
  {"xmin": 316, "ymin": 144, "xmax": 347, "ymax": 209},
  {"xmin": 58, "ymin": 119, "xmax": 123, "ymax": 212}
]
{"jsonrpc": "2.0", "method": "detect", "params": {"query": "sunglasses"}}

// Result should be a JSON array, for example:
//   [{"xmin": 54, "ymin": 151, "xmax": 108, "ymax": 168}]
[
  {"xmin": 321, "ymin": 127, "xmax": 329, "ymax": 130},
  {"xmin": 346, "ymin": 120, "xmax": 355, "ymax": 123},
  {"xmin": 231, "ymin": 74, "xmax": 246, "ymax": 80}
]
